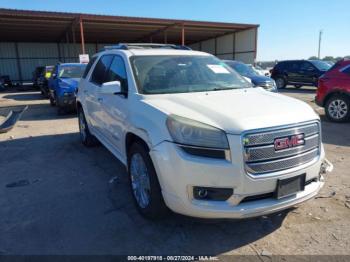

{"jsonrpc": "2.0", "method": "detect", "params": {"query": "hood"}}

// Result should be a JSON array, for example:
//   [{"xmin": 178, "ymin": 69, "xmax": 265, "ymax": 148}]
[
  {"xmin": 59, "ymin": 78, "xmax": 80, "ymax": 91},
  {"xmin": 143, "ymin": 88, "xmax": 319, "ymax": 134}
]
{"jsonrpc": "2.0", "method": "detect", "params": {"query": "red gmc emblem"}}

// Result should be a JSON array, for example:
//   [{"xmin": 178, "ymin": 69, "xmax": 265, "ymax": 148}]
[{"xmin": 274, "ymin": 134, "xmax": 305, "ymax": 151}]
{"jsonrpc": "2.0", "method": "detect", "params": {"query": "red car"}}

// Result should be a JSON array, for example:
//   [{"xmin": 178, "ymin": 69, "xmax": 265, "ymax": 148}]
[{"xmin": 316, "ymin": 59, "xmax": 350, "ymax": 122}]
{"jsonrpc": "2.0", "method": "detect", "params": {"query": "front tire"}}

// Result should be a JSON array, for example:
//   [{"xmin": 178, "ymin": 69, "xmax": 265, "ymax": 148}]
[
  {"xmin": 128, "ymin": 142, "xmax": 168, "ymax": 219},
  {"xmin": 325, "ymin": 94, "xmax": 350, "ymax": 122},
  {"xmin": 294, "ymin": 84, "xmax": 302, "ymax": 89}
]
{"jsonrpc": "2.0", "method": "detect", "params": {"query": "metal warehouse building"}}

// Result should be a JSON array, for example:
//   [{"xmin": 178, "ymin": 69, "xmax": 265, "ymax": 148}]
[{"xmin": 0, "ymin": 8, "xmax": 259, "ymax": 84}]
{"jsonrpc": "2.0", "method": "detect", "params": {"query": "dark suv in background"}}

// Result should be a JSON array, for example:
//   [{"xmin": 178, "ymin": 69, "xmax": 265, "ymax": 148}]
[{"xmin": 271, "ymin": 60, "xmax": 331, "ymax": 89}]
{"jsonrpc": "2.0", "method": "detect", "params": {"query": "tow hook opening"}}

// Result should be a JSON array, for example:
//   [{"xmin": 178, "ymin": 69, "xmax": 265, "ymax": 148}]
[{"xmin": 320, "ymin": 158, "xmax": 333, "ymax": 175}]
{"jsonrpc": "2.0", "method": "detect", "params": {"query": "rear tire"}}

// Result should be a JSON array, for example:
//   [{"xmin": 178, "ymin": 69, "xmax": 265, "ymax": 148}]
[
  {"xmin": 325, "ymin": 94, "xmax": 350, "ymax": 122},
  {"xmin": 275, "ymin": 77, "xmax": 286, "ymax": 89},
  {"xmin": 294, "ymin": 84, "xmax": 302, "ymax": 89},
  {"xmin": 128, "ymin": 142, "xmax": 168, "ymax": 219},
  {"xmin": 78, "ymin": 107, "xmax": 99, "ymax": 147}
]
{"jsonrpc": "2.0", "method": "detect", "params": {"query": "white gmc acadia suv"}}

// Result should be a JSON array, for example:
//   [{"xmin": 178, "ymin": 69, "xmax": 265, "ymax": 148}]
[{"xmin": 76, "ymin": 44, "xmax": 332, "ymax": 219}]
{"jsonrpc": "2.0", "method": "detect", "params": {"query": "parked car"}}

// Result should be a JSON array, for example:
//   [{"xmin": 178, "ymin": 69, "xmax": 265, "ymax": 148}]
[
  {"xmin": 0, "ymin": 75, "xmax": 12, "ymax": 88},
  {"xmin": 247, "ymin": 64, "xmax": 270, "ymax": 77},
  {"xmin": 271, "ymin": 60, "xmax": 331, "ymax": 89},
  {"xmin": 32, "ymin": 66, "xmax": 45, "ymax": 88},
  {"xmin": 48, "ymin": 63, "xmax": 86, "ymax": 114},
  {"xmin": 224, "ymin": 60, "xmax": 277, "ymax": 92},
  {"xmin": 76, "ymin": 43, "xmax": 332, "ymax": 219},
  {"xmin": 38, "ymin": 65, "xmax": 54, "ymax": 97},
  {"xmin": 316, "ymin": 59, "xmax": 350, "ymax": 122}
]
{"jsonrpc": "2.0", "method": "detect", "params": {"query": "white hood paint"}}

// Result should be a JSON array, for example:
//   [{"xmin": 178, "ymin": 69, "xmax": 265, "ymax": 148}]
[{"xmin": 143, "ymin": 88, "xmax": 319, "ymax": 134}]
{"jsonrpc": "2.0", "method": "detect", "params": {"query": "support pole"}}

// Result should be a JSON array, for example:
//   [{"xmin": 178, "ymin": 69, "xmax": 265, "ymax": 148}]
[
  {"xmin": 79, "ymin": 17, "xmax": 86, "ymax": 54},
  {"xmin": 181, "ymin": 24, "xmax": 185, "ymax": 45},
  {"xmin": 318, "ymin": 30, "xmax": 323, "ymax": 59}
]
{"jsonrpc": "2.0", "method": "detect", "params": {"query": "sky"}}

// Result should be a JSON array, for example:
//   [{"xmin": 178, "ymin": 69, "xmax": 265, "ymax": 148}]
[{"xmin": 0, "ymin": 0, "xmax": 349, "ymax": 61}]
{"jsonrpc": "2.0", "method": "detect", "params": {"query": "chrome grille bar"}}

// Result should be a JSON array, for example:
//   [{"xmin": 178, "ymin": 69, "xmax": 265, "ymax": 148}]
[
  {"xmin": 244, "ymin": 123, "xmax": 319, "ymax": 147},
  {"xmin": 243, "ymin": 122, "xmax": 320, "ymax": 175}
]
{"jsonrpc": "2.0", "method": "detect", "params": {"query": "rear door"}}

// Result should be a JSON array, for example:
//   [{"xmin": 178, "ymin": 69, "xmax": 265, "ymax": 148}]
[{"xmin": 85, "ymin": 55, "xmax": 114, "ymax": 135}]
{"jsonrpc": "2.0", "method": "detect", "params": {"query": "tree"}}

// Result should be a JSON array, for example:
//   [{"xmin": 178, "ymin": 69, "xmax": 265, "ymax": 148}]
[
  {"xmin": 309, "ymin": 56, "xmax": 318, "ymax": 60},
  {"xmin": 322, "ymin": 56, "xmax": 336, "ymax": 62}
]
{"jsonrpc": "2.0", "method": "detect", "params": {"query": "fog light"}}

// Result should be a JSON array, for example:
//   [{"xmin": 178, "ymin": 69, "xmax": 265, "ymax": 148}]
[
  {"xmin": 197, "ymin": 189, "xmax": 208, "ymax": 198},
  {"xmin": 193, "ymin": 187, "xmax": 233, "ymax": 201}
]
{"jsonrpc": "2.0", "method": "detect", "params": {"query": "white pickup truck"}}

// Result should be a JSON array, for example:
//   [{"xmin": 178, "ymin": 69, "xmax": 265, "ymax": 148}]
[{"xmin": 76, "ymin": 44, "xmax": 332, "ymax": 219}]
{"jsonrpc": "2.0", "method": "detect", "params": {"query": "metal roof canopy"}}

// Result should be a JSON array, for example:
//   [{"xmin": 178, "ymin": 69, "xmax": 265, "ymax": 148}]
[{"xmin": 0, "ymin": 8, "xmax": 259, "ymax": 47}]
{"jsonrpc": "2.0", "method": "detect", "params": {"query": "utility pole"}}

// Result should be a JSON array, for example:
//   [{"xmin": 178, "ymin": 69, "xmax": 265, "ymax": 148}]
[{"xmin": 318, "ymin": 30, "xmax": 323, "ymax": 59}]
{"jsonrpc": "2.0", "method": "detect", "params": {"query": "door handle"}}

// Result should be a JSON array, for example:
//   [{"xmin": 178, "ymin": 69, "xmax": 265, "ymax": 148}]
[{"xmin": 98, "ymin": 97, "xmax": 103, "ymax": 102}]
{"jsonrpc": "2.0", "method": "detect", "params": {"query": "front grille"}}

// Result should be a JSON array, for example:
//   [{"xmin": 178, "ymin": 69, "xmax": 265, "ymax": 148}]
[{"xmin": 243, "ymin": 122, "xmax": 320, "ymax": 175}]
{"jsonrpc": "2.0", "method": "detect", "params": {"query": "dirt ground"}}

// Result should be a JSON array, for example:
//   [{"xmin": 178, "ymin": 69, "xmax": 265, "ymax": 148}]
[{"xmin": 0, "ymin": 86, "xmax": 349, "ymax": 257}]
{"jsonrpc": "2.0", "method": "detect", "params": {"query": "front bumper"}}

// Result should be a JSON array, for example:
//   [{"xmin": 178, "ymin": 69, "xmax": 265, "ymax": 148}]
[
  {"xmin": 150, "ymin": 137, "xmax": 330, "ymax": 219},
  {"xmin": 57, "ymin": 93, "xmax": 76, "ymax": 108}
]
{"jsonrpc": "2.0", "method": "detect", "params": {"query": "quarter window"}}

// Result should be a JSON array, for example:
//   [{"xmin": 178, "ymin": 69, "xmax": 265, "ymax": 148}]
[
  {"xmin": 90, "ymin": 55, "xmax": 113, "ymax": 85},
  {"xmin": 341, "ymin": 65, "xmax": 350, "ymax": 75}
]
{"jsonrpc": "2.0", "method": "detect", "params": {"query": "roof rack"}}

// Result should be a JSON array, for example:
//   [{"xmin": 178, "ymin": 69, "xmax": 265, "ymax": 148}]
[{"xmin": 102, "ymin": 43, "xmax": 192, "ymax": 51}]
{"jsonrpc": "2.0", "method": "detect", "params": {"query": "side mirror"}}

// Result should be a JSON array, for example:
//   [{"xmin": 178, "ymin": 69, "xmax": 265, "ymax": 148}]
[{"xmin": 100, "ymin": 81, "xmax": 122, "ymax": 95}]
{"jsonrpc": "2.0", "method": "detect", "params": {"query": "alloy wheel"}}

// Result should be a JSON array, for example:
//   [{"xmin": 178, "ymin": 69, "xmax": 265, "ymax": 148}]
[
  {"xmin": 130, "ymin": 153, "xmax": 151, "ymax": 208},
  {"xmin": 328, "ymin": 99, "xmax": 348, "ymax": 120}
]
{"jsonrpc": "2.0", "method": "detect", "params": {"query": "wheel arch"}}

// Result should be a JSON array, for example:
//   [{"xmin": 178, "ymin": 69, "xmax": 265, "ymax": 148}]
[
  {"xmin": 323, "ymin": 90, "xmax": 350, "ymax": 107},
  {"xmin": 125, "ymin": 131, "xmax": 151, "ymax": 156}
]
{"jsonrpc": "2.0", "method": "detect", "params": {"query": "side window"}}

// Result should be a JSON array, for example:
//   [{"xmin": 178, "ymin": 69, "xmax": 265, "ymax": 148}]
[
  {"xmin": 300, "ymin": 62, "xmax": 315, "ymax": 71},
  {"xmin": 90, "ymin": 55, "xmax": 113, "ymax": 86},
  {"xmin": 82, "ymin": 56, "xmax": 97, "ymax": 79},
  {"xmin": 105, "ymin": 56, "xmax": 128, "ymax": 92},
  {"xmin": 288, "ymin": 62, "xmax": 299, "ymax": 71},
  {"xmin": 341, "ymin": 65, "xmax": 350, "ymax": 75}
]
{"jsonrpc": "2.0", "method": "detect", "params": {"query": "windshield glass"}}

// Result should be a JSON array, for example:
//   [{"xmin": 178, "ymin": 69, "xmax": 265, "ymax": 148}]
[
  {"xmin": 130, "ymin": 55, "xmax": 251, "ymax": 94},
  {"xmin": 310, "ymin": 60, "xmax": 331, "ymax": 71},
  {"xmin": 225, "ymin": 61, "xmax": 258, "ymax": 77},
  {"xmin": 58, "ymin": 65, "xmax": 86, "ymax": 78}
]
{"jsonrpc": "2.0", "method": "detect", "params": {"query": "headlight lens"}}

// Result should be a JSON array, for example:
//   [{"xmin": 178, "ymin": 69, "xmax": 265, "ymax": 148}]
[{"xmin": 166, "ymin": 115, "xmax": 229, "ymax": 149}]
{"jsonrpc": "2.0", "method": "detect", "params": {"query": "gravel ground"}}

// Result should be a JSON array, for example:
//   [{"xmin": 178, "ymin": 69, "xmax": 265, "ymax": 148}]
[{"xmin": 0, "ymin": 86, "xmax": 349, "ymax": 257}]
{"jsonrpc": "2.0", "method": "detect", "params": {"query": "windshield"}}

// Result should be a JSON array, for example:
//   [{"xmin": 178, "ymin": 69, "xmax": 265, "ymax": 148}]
[
  {"xmin": 58, "ymin": 65, "xmax": 86, "ymax": 78},
  {"xmin": 310, "ymin": 60, "xmax": 331, "ymax": 71},
  {"xmin": 225, "ymin": 61, "xmax": 258, "ymax": 77},
  {"xmin": 130, "ymin": 55, "xmax": 251, "ymax": 94}
]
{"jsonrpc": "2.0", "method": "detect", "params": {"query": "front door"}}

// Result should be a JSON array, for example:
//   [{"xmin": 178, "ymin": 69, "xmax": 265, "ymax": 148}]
[{"xmin": 98, "ymin": 55, "xmax": 129, "ymax": 155}]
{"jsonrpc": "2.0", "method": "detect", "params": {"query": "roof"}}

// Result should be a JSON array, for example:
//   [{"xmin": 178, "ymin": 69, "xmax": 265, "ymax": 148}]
[
  {"xmin": 122, "ymin": 49, "xmax": 210, "ymax": 57},
  {"xmin": 0, "ymin": 8, "xmax": 259, "ymax": 44}
]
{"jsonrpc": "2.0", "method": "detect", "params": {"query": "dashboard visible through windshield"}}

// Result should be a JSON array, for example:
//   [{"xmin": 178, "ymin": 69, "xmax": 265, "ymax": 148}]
[{"xmin": 130, "ymin": 55, "xmax": 251, "ymax": 94}]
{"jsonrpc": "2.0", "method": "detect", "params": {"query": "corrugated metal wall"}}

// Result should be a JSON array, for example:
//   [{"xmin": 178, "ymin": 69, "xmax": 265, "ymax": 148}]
[
  {"xmin": 189, "ymin": 28, "xmax": 257, "ymax": 64},
  {"xmin": 0, "ymin": 30, "xmax": 257, "ymax": 83},
  {"xmin": 0, "ymin": 42, "xmax": 110, "ymax": 83}
]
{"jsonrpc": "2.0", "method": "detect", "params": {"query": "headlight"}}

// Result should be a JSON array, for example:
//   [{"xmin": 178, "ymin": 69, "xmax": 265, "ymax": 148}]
[{"xmin": 166, "ymin": 115, "xmax": 230, "ymax": 160}]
